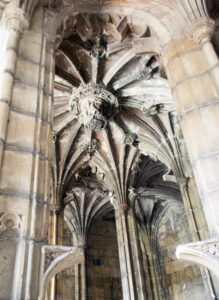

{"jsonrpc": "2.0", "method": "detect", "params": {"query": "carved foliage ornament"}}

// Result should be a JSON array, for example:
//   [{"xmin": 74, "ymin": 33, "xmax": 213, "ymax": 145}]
[
  {"xmin": 69, "ymin": 82, "xmax": 119, "ymax": 131},
  {"xmin": 83, "ymin": 138, "xmax": 98, "ymax": 155}
]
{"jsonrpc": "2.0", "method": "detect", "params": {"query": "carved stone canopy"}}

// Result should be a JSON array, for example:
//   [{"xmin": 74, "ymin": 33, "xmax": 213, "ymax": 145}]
[{"xmin": 69, "ymin": 82, "xmax": 119, "ymax": 131}]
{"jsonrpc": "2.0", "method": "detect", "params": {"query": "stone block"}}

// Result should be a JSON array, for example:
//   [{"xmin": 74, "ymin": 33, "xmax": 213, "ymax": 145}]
[
  {"xmin": 0, "ymin": 72, "xmax": 13, "ymax": 100},
  {"xmin": 167, "ymin": 56, "xmax": 188, "ymax": 87},
  {"xmin": 37, "ymin": 159, "xmax": 46, "ymax": 195},
  {"xmin": 4, "ymin": 49, "xmax": 17, "ymax": 72},
  {"xmin": 162, "ymin": 37, "xmax": 199, "ymax": 66},
  {"xmin": 34, "ymin": 202, "xmax": 49, "ymax": 239},
  {"xmin": 29, "ymin": 7, "xmax": 44, "ymax": 32},
  {"xmin": 0, "ymin": 102, "xmax": 9, "ymax": 140},
  {"xmin": 174, "ymin": 73, "xmax": 218, "ymax": 114},
  {"xmin": 22, "ymin": 30, "xmax": 43, "ymax": 45},
  {"xmin": 6, "ymin": 110, "xmax": 36, "ymax": 150},
  {"xmin": 168, "ymin": 49, "xmax": 209, "ymax": 88},
  {"xmin": 11, "ymin": 82, "xmax": 38, "ymax": 114},
  {"xmin": 180, "ymin": 104, "xmax": 219, "ymax": 163},
  {"xmin": 18, "ymin": 35, "xmax": 42, "ymax": 64},
  {"xmin": 0, "ymin": 150, "xmax": 33, "ymax": 194},
  {"xmin": 42, "ymin": 94, "xmax": 50, "ymax": 122},
  {"xmin": 15, "ymin": 58, "xmax": 40, "ymax": 87},
  {"xmin": 181, "ymin": 50, "xmax": 209, "ymax": 77},
  {"xmin": 39, "ymin": 123, "xmax": 50, "ymax": 156}
]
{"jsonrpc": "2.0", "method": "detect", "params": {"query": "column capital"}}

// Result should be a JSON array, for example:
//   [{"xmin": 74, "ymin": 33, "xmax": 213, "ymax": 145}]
[
  {"xmin": 2, "ymin": 3, "xmax": 29, "ymax": 32},
  {"xmin": 116, "ymin": 203, "xmax": 129, "ymax": 212},
  {"xmin": 109, "ymin": 191, "xmax": 130, "ymax": 212},
  {"xmin": 50, "ymin": 203, "xmax": 62, "ymax": 213},
  {"xmin": 188, "ymin": 17, "xmax": 215, "ymax": 45}
]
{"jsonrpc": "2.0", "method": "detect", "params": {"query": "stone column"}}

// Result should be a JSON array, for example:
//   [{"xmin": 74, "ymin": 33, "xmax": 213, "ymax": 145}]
[
  {"xmin": 47, "ymin": 206, "xmax": 60, "ymax": 300},
  {"xmin": 52, "ymin": 209, "xmax": 64, "ymax": 300},
  {"xmin": 138, "ymin": 226, "xmax": 162, "ymax": 300},
  {"xmin": 128, "ymin": 190, "xmax": 147, "ymax": 300},
  {"xmin": 179, "ymin": 178, "xmax": 217, "ymax": 298},
  {"xmin": 75, "ymin": 258, "xmax": 87, "ymax": 300},
  {"xmin": 162, "ymin": 16, "xmax": 219, "ymax": 274},
  {"xmin": 162, "ymin": 17, "xmax": 219, "ymax": 236},
  {"xmin": 0, "ymin": 3, "xmax": 28, "ymax": 168},
  {"xmin": 179, "ymin": 178, "xmax": 208, "ymax": 242},
  {"xmin": 114, "ymin": 201, "xmax": 147, "ymax": 300},
  {"xmin": 81, "ymin": 260, "xmax": 87, "ymax": 300},
  {"xmin": 75, "ymin": 263, "xmax": 80, "ymax": 300},
  {"xmin": 0, "ymin": 6, "xmax": 55, "ymax": 299}
]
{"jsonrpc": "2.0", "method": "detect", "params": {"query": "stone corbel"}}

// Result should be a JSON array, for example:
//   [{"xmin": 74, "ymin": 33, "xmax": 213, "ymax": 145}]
[
  {"xmin": 176, "ymin": 239, "xmax": 219, "ymax": 278},
  {"xmin": 188, "ymin": 16, "xmax": 215, "ymax": 44},
  {"xmin": 38, "ymin": 245, "xmax": 84, "ymax": 300}
]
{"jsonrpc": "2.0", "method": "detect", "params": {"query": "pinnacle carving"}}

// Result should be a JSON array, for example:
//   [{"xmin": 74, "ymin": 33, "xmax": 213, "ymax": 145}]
[{"xmin": 69, "ymin": 82, "xmax": 119, "ymax": 131}]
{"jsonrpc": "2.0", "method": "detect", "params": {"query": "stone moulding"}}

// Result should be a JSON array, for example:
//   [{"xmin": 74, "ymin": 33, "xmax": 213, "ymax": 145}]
[
  {"xmin": 69, "ymin": 82, "xmax": 119, "ymax": 131},
  {"xmin": 176, "ymin": 239, "xmax": 219, "ymax": 278},
  {"xmin": 38, "ymin": 245, "xmax": 84, "ymax": 300}
]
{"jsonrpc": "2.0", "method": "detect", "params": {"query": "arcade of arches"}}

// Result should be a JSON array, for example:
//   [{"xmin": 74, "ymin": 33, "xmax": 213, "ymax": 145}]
[{"xmin": 0, "ymin": 0, "xmax": 219, "ymax": 299}]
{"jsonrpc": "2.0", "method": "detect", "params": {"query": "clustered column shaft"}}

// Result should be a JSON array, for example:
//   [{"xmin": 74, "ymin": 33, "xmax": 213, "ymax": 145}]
[
  {"xmin": 114, "ymin": 203, "xmax": 147, "ymax": 300},
  {"xmin": 0, "ymin": 4, "xmax": 28, "ymax": 168},
  {"xmin": 0, "ymin": 5, "xmax": 55, "ymax": 299}
]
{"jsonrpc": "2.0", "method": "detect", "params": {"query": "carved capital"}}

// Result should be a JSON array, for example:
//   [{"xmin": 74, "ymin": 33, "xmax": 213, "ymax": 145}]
[
  {"xmin": 109, "ymin": 191, "xmax": 129, "ymax": 213},
  {"xmin": 188, "ymin": 17, "xmax": 215, "ymax": 44},
  {"xmin": 2, "ymin": 3, "xmax": 29, "ymax": 32},
  {"xmin": 117, "ymin": 203, "xmax": 129, "ymax": 212},
  {"xmin": 50, "ymin": 203, "xmax": 62, "ymax": 213}
]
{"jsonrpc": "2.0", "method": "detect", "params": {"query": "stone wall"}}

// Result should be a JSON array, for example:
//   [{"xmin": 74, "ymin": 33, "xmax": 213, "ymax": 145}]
[
  {"xmin": 87, "ymin": 218, "xmax": 122, "ymax": 300},
  {"xmin": 55, "ymin": 218, "xmax": 122, "ymax": 300},
  {"xmin": 156, "ymin": 203, "xmax": 207, "ymax": 300},
  {"xmin": 56, "ymin": 221, "xmax": 75, "ymax": 300}
]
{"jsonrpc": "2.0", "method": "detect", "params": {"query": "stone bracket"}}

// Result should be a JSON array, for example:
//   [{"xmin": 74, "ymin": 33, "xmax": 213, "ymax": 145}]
[
  {"xmin": 176, "ymin": 239, "xmax": 219, "ymax": 278},
  {"xmin": 38, "ymin": 245, "xmax": 84, "ymax": 300}
]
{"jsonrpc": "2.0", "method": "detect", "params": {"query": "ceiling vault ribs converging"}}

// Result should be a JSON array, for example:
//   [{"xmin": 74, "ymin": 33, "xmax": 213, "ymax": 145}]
[{"xmin": 52, "ymin": 12, "xmax": 192, "ymax": 241}]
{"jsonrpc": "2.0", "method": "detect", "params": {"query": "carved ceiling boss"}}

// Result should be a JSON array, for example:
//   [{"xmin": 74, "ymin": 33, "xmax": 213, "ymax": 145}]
[{"xmin": 69, "ymin": 82, "xmax": 119, "ymax": 131}]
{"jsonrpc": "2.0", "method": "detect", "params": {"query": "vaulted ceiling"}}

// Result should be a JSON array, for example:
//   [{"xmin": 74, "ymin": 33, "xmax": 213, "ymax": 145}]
[{"xmin": 51, "ymin": 12, "xmax": 192, "ymax": 242}]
